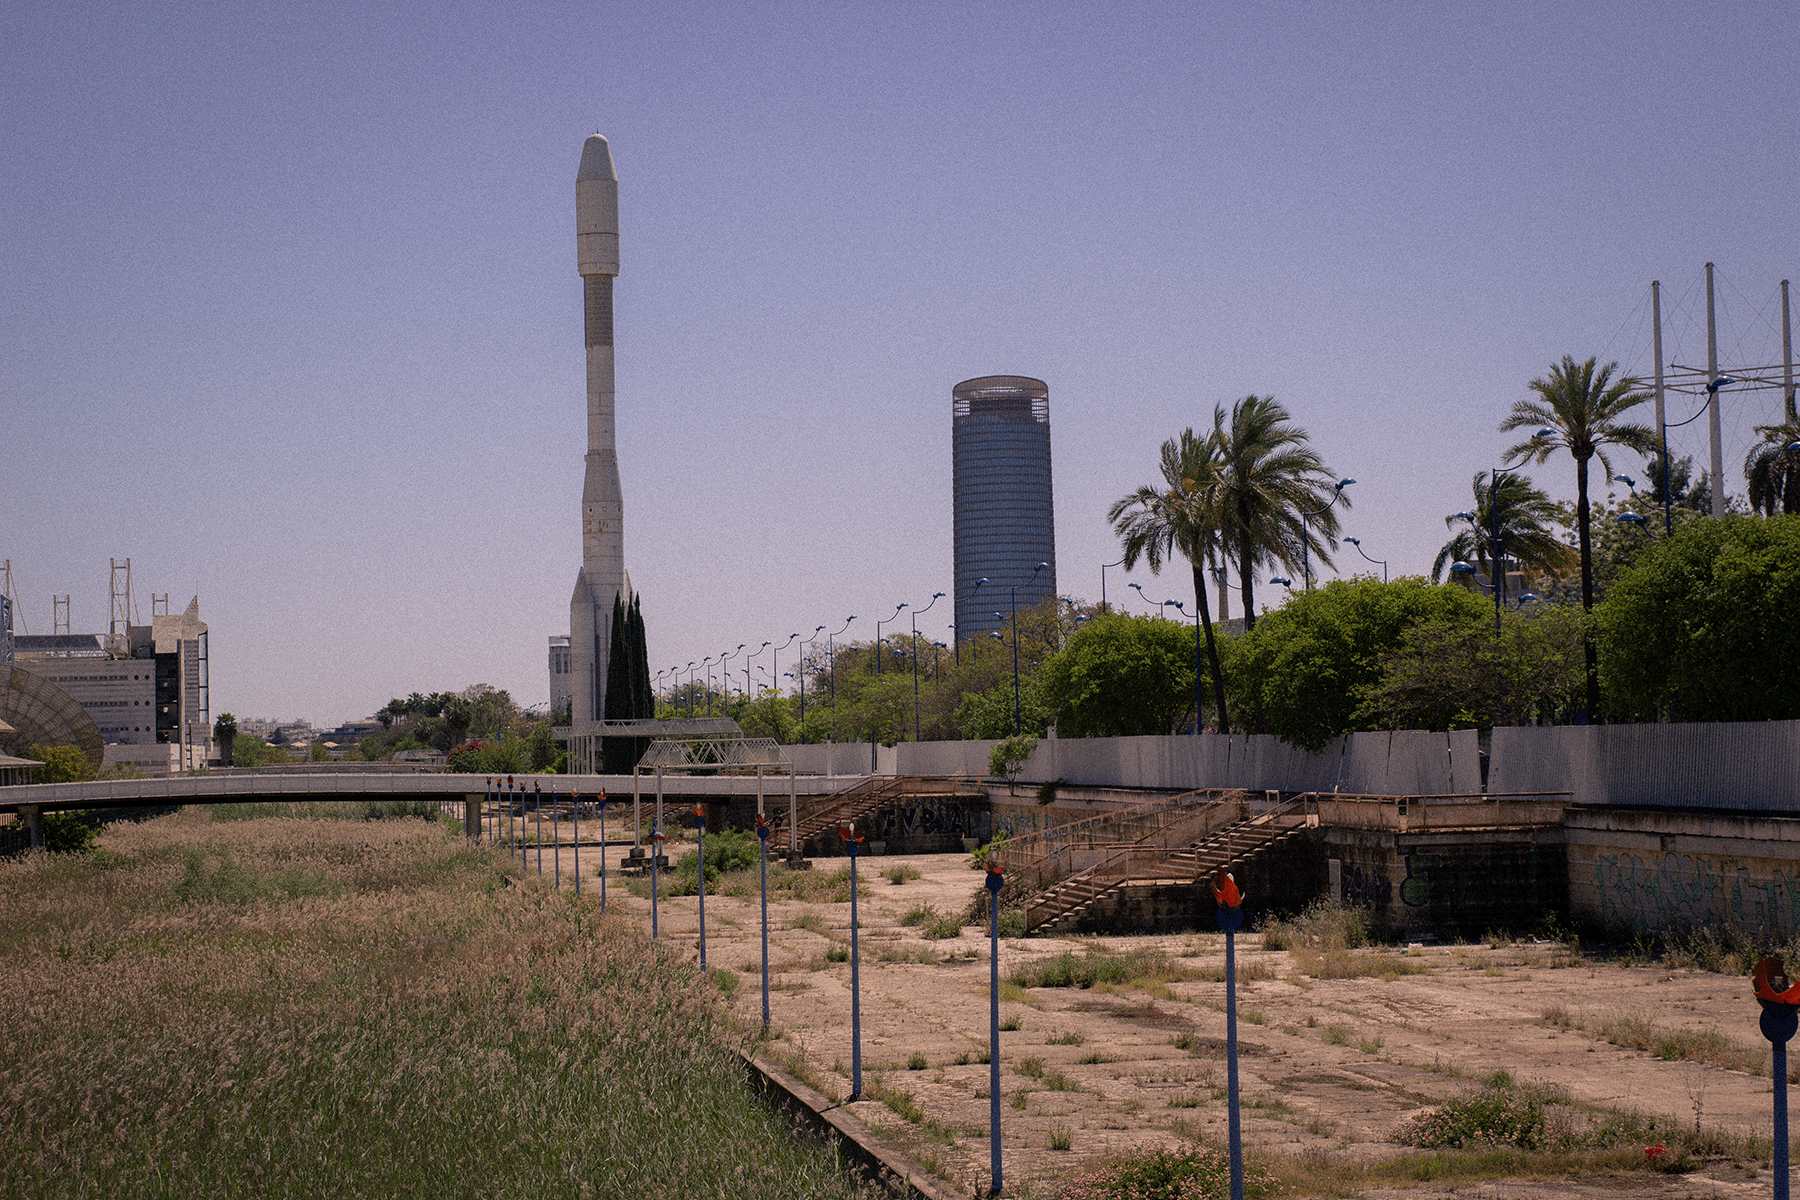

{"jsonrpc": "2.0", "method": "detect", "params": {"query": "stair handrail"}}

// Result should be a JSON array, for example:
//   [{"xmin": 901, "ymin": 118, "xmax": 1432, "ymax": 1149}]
[{"xmin": 993, "ymin": 788, "xmax": 1238, "ymax": 875}]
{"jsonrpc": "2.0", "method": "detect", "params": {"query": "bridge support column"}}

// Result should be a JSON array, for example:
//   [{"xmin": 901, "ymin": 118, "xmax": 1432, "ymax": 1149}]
[
  {"xmin": 463, "ymin": 794, "xmax": 482, "ymax": 840},
  {"xmin": 18, "ymin": 805, "xmax": 44, "ymax": 849}
]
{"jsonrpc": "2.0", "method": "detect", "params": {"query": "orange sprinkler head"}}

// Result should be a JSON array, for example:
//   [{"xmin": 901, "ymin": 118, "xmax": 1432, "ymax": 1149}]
[
  {"xmin": 1213, "ymin": 868, "xmax": 1242, "ymax": 908},
  {"xmin": 1754, "ymin": 956, "xmax": 1800, "ymax": 1006},
  {"xmin": 839, "ymin": 823, "xmax": 863, "ymax": 844}
]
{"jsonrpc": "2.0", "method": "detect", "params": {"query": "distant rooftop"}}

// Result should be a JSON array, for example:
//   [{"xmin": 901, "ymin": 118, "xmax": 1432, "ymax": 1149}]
[{"xmin": 13, "ymin": 634, "xmax": 106, "ymax": 655}]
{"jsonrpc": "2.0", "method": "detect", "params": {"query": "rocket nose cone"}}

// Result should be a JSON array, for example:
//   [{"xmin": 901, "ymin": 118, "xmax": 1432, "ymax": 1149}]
[{"xmin": 578, "ymin": 134, "xmax": 617, "ymax": 182}]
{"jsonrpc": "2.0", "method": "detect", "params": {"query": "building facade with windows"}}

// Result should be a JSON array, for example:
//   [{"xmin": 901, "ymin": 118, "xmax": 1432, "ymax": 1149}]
[{"xmin": 952, "ymin": 375, "xmax": 1059, "ymax": 644}]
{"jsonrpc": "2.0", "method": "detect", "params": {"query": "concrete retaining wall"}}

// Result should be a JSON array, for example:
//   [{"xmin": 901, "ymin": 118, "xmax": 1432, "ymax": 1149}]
[
  {"xmin": 1564, "ymin": 807, "xmax": 1800, "ymax": 938},
  {"xmin": 795, "ymin": 720, "xmax": 1797, "ymax": 811},
  {"xmin": 1320, "ymin": 826, "xmax": 1569, "ymax": 939}
]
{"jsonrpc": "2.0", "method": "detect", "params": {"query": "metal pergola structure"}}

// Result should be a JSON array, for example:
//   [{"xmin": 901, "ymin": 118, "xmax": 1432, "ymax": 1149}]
[{"xmin": 555, "ymin": 716, "xmax": 790, "ymax": 775}]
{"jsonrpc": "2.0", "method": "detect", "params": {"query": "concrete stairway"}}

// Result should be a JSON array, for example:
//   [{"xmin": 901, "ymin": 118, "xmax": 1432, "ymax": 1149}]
[
  {"xmin": 766, "ymin": 775, "xmax": 978, "ymax": 854},
  {"xmin": 1026, "ymin": 801, "xmax": 1311, "ymax": 933}
]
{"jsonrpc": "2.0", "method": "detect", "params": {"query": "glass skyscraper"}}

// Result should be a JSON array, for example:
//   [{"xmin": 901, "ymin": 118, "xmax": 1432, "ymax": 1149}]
[{"xmin": 952, "ymin": 375, "xmax": 1058, "ymax": 645}]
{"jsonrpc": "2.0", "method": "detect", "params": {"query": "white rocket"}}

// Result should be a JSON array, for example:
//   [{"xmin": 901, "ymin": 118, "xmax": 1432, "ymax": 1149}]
[{"xmin": 568, "ymin": 133, "xmax": 627, "ymax": 725}]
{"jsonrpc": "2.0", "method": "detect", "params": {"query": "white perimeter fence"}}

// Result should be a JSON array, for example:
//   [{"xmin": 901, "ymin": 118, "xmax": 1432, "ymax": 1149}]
[{"xmin": 784, "ymin": 720, "xmax": 1800, "ymax": 812}]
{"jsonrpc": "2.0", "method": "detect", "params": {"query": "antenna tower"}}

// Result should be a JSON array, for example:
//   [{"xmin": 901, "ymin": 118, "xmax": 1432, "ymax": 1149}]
[
  {"xmin": 0, "ymin": 561, "xmax": 22, "ymax": 635},
  {"xmin": 54, "ymin": 596, "xmax": 71, "ymax": 636},
  {"xmin": 109, "ymin": 558, "xmax": 133, "ymax": 648}
]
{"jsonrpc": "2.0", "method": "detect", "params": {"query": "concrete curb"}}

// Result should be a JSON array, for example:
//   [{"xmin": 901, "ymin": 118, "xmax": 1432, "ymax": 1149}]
[{"xmin": 738, "ymin": 1050, "xmax": 969, "ymax": 1200}]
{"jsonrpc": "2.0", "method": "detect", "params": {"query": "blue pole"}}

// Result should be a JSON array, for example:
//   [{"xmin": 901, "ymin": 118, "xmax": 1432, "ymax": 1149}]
[
  {"xmin": 534, "ymin": 782, "xmax": 543, "ymax": 876},
  {"xmin": 650, "ymin": 826, "xmax": 662, "ymax": 940},
  {"xmin": 987, "ymin": 864, "xmax": 1005, "ymax": 1195},
  {"xmin": 695, "ymin": 805, "xmax": 707, "ymax": 968},
  {"xmin": 1756, "ymin": 956, "xmax": 1799, "ymax": 1200},
  {"xmin": 598, "ymin": 798, "xmax": 607, "ymax": 913},
  {"xmin": 757, "ymin": 813, "xmax": 771, "ymax": 1031},
  {"xmin": 844, "ymin": 824, "xmax": 864, "ymax": 1100},
  {"xmin": 1215, "ymin": 868, "xmax": 1245, "ymax": 1200},
  {"xmin": 571, "ymin": 791, "xmax": 579, "ymax": 898},
  {"xmin": 552, "ymin": 784, "xmax": 561, "ymax": 889}
]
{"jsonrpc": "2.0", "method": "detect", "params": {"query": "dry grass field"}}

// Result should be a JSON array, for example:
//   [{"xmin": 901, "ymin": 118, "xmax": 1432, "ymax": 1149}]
[{"xmin": 0, "ymin": 809, "xmax": 866, "ymax": 1200}]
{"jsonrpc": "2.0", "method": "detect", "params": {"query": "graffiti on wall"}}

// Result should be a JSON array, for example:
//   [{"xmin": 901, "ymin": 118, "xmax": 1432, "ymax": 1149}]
[
  {"xmin": 1340, "ymin": 862, "xmax": 1391, "ymax": 916},
  {"xmin": 990, "ymin": 808, "xmax": 1060, "ymax": 843},
  {"xmin": 1592, "ymin": 852, "xmax": 1799, "ymax": 937},
  {"xmin": 1399, "ymin": 854, "xmax": 1463, "ymax": 909},
  {"xmin": 869, "ymin": 800, "xmax": 987, "ymax": 842}
]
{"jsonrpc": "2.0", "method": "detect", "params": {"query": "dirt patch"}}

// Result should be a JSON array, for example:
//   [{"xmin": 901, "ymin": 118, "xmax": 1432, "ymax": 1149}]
[{"xmin": 564, "ymin": 845, "xmax": 1791, "ymax": 1198}]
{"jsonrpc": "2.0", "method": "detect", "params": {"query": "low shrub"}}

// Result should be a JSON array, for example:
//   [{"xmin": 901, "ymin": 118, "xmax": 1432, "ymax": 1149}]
[
  {"xmin": 1009, "ymin": 946, "xmax": 1198, "ymax": 991},
  {"xmin": 1054, "ymin": 1145, "xmax": 1277, "ymax": 1199}
]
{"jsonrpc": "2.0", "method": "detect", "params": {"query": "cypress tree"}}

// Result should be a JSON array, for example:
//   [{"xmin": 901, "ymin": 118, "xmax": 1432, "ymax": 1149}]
[
  {"xmin": 602, "ymin": 593, "xmax": 632, "ymax": 772},
  {"xmin": 601, "ymin": 590, "xmax": 655, "ymax": 772}
]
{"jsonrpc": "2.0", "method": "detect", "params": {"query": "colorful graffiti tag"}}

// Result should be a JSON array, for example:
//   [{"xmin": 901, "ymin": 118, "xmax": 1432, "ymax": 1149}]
[{"xmin": 1593, "ymin": 852, "xmax": 1799, "ymax": 938}]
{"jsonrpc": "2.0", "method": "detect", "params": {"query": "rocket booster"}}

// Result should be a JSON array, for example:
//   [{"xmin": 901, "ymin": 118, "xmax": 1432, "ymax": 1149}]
[{"xmin": 570, "ymin": 134, "xmax": 626, "ymax": 724}]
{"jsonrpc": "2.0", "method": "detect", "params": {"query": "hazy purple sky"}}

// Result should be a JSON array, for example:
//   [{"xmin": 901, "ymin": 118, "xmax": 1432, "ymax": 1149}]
[{"xmin": 4, "ymin": 1, "xmax": 1794, "ymax": 726}]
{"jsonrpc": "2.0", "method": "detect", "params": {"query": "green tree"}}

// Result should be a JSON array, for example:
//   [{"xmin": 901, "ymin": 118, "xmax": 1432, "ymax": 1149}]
[
  {"xmin": 42, "ymin": 813, "xmax": 97, "ymax": 854},
  {"xmin": 1232, "ymin": 578, "xmax": 1490, "ymax": 751},
  {"xmin": 1108, "ymin": 428, "xmax": 1231, "ymax": 733},
  {"xmin": 27, "ymin": 743, "xmax": 93, "ymax": 784},
  {"xmin": 1354, "ymin": 605, "xmax": 1587, "ymax": 732},
  {"xmin": 1546, "ymin": 490, "xmax": 1706, "ymax": 605},
  {"xmin": 1212, "ymin": 395, "xmax": 1348, "ymax": 629},
  {"xmin": 988, "ymin": 734, "xmax": 1038, "ymax": 785},
  {"xmin": 1432, "ymin": 471, "xmax": 1574, "ymax": 586},
  {"xmin": 1037, "ymin": 612, "xmax": 1202, "ymax": 737},
  {"xmin": 1501, "ymin": 355, "xmax": 1657, "ymax": 716},
  {"xmin": 603, "ymin": 591, "xmax": 653, "ymax": 771},
  {"xmin": 955, "ymin": 672, "xmax": 1052, "ymax": 740},
  {"xmin": 1642, "ymin": 450, "xmax": 1711, "ymax": 515},
  {"xmin": 1597, "ymin": 515, "xmax": 1800, "ymax": 721},
  {"xmin": 212, "ymin": 712, "xmax": 238, "ymax": 766}
]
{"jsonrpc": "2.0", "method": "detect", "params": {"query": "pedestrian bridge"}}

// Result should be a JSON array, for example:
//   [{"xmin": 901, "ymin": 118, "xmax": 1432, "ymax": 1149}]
[{"xmin": 0, "ymin": 767, "xmax": 871, "ymax": 818}]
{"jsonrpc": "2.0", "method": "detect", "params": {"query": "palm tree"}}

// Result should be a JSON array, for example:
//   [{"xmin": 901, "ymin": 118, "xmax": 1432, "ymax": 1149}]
[
  {"xmin": 1501, "ymin": 355, "xmax": 1656, "ymax": 716},
  {"xmin": 1431, "ymin": 471, "xmax": 1575, "ymax": 585},
  {"xmin": 1107, "ymin": 429, "xmax": 1231, "ymax": 734},
  {"xmin": 1212, "ymin": 395, "xmax": 1347, "ymax": 629},
  {"xmin": 1744, "ymin": 418, "xmax": 1800, "ymax": 516}
]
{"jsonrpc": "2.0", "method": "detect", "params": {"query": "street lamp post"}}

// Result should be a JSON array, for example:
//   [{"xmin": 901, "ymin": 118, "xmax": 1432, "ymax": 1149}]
[
  {"xmin": 745, "ymin": 641, "xmax": 770, "ymax": 699},
  {"xmin": 1164, "ymin": 599, "xmax": 1205, "ymax": 736},
  {"xmin": 1344, "ymin": 537, "xmax": 1387, "ymax": 583},
  {"xmin": 1300, "ymin": 478, "xmax": 1355, "ymax": 589},
  {"xmin": 797, "ymin": 625, "xmax": 824, "ymax": 744},
  {"xmin": 718, "ymin": 644, "xmax": 744, "ymax": 712},
  {"xmin": 874, "ymin": 604, "xmax": 906, "ymax": 675},
  {"xmin": 909, "ymin": 592, "xmax": 944, "ymax": 741},
  {"xmin": 685, "ymin": 662, "xmax": 697, "ymax": 716},
  {"xmin": 700, "ymin": 656, "xmax": 713, "ymax": 715},
  {"xmin": 769, "ymin": 633, "xmax": 799, "ymax": 701},
  {"xmin": 1100, "ymin": 558, "xmax": 1125, "ymax": 613},
  {"xmin": 827, "ymin": 617, "xmax": 854, "ymax": 704}
]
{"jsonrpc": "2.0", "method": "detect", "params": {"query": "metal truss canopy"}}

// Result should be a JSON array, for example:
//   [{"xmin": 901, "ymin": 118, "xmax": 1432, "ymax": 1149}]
[
  {"xmin": 637, "ymin": 736, "xmax": 787, "ymax": 770},
  {"xmin": 553, "ymin": 717, "xmax": 791, "ymax": 774}
]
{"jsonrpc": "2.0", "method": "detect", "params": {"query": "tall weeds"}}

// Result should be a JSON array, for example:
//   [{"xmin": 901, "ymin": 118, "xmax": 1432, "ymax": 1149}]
[{"xmin": 0, "ymin": 812, "xmax": 864, "ymax": 1199}]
